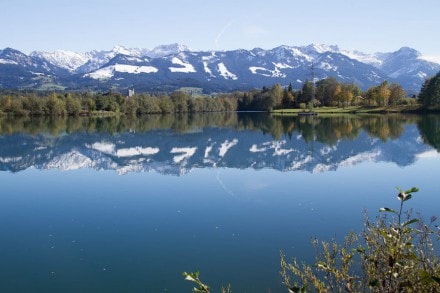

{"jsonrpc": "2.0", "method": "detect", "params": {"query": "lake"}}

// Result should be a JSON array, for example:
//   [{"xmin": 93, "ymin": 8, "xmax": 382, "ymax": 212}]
[{"xmin": 0, "ymin": 113, "xmax": 439, "ymax": 292}]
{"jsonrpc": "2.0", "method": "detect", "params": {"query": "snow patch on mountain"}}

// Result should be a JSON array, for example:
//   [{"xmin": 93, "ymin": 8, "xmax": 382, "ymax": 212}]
[
  {"xmin": 115, "ymin": 64, "xmax": 158, "ymax": 74},
  {"xmin": 169, "ymin": 57, "xmax": 196, "ymax": 73},
  {"xmin": 85, "ymin": 64, "xmax": 158, "ymax": 80},
  {"xmin": 250, "ymin": 141, "xmax": 293, "ymax": 156},
  {"xmin": 204, "ymin": 145, "xmax": 214, "ymax": 158},
  {"xmin": 203, "ymin": 61, "xmax": 215, "ymax": 77},
  {"xmin": 417, "ymin": 71, "xmax": 428, "ymax": 79},
  {"xmin": 171, "ymin": 147, "xmax": 197, "ymax": 163},
  {"xmin": 318, "ymin": 62, "xmax": 337, "ymax": 71},
  {"xmin": 289, "ymin": 47, "xmax": 313, "ymax": 61},
  {"xmin": 87, "ymin": 142, "xmax": 115, "ymax": 154},
  {"xmin": 249, "ymin": 66, "xmax": 270, "ymax": 75},
  {"xmin": 218, "ymin": 63, "xmax": 237, "ymax": 80},
  {"xmin": 249, "ymin": 66, "xmax": 286, "ymax": 78},
  {"xmin": 290, "ymin": 155, "xmax": 313, "ymax": 170},
  {"xmin": 273, "ymin": 62, "xmax": 293, "ymax": 69},
  {"xmin": 85, "ymin": 66, "xmax": 114, "ymax": 80},
  {"xmin": 0, "ymin": 156, "xmax": 22, "ymax": 163},
  {"xmin": 0, "ymin": 59, "xmax": 18, "ymax": 65},
  {"xmin": 219, "ymin": 139, "xmax": 238, "ymax": 157},
  {"xmin": 272, "ymin": 141, "xmax": 293, "ymax": 156},
  {"xmin": 116, "ymin": 147, "xmax": 160, "ymax": 157}
]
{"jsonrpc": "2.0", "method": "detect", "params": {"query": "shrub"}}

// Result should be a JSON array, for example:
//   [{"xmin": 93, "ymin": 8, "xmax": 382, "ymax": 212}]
[{"xmin": 280, "ymin": 187, "xmax": 440, "ymax": 292}]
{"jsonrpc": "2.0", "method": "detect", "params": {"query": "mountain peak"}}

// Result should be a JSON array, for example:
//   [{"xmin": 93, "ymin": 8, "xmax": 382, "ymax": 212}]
[
  {"xmin": 146, "ymin": 43, "xmax": 190, "ymax": 58},
  {"xmin": 112, "ymin": 45, "xmax": 131, "ymax": 55},
  {"xmin": 305, "ymin": 43, "xmax": 340, "ymax": 54},
  {"xmin": 30, "ymin": 50, "xmax": 89, "ymax": 72},
  {"xmin": 396, "ymin": 46, "xmax": 421, "ymax": 58}
]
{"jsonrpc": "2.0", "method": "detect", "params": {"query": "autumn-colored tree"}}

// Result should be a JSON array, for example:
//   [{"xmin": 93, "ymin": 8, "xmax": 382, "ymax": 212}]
[
  {"xmin": 376, "ymin": 81, "xmax": 391, "ymax": 106},
  {"xmin": 389, "ymin": 83, "xmax": 406, "ymax": 106}
]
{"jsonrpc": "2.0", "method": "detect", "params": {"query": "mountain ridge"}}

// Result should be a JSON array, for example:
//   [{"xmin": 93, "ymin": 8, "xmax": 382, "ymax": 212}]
[{"xmin": 1, "ymin": 43, "xmax": 439, "ymax": 94}]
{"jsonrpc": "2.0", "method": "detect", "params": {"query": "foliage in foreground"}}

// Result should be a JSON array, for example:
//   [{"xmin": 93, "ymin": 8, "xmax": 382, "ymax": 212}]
[
  {"xmin": 281, "ymin": 187, "xmax": 440, "ymax": 292},
  {"xmin": 184, "ymin": 187, "xmax": 440, "ymax": 292},
  {"xmin": 182, "ymin": 271, "xmax": 231, "ymax": 293}
]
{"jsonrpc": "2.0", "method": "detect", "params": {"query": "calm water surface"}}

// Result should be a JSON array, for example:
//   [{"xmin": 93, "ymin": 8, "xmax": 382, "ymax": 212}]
[{"xmin": 0, "ymin": 113, "xmax": 439, "ymax": 292}]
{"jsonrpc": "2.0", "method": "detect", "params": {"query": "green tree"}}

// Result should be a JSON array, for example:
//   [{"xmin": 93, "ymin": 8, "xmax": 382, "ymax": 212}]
[
  {"xmin": 365, "ymin": 86, "xmax": 378, "ymax": 106},
  {"xmin": 419, "ymin": 71, "xmax": 440, "ymax": 107},
  {"xmin": 65, "ymin": 94, "xmax": 82, "ymax": 116},
  {"xmin": 316, "ymin": 77, "xmax": 339, "ymax": 106},
  {"xmin": 45, "ymin": 93, "xmax": 66, "ymax": 116},
  {"xmin": 23, "ymin": 94, "xmax": 44, "ymax": 115},
  {"xmin": 159, "ymin": 96, "xmax": 175, "ymax": 114},
  {"xmin": 82, "ymin": 97, "xmax": 96, "ymax": 113},
  {"xmin": 171, "ymin": 91, "xmax": 189, "ymax": 113},
  {"xmin": 299, "ymin": 80, "xmax": 315, "ymax": 105},
  {"xmin": 123, "ymin": 97, "xmax": 139, "ymax": 115},
  {"xmin": 282, "ymin": 84, "xmax": 295, "ymax": 109},
  {"xmin": 0, "ymin": 96, "xmax": 12, "ymax": 113}
]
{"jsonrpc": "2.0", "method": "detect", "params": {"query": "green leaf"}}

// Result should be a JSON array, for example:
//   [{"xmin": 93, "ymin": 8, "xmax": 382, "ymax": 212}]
[
  {"xmin": 432, "ymin": 275, "xmax": 440, "ymax": 284},
  {"xmin": 403, "ymin": 194, "xmax": 412, "ymax": 201},
  {"xmin": 405, "ymin": 187, "xmax": 419, "ymax": 193},
  {"xmin": 379, "ymin": 207, "xmax": 397, "ymax": 213},
  {"xmin": 184, "ymin": 274, "xmax": 197, "ymax": 282},
  {"xmin": 403, "ymin": 218, "xmax": 419, "ymax": 227}
]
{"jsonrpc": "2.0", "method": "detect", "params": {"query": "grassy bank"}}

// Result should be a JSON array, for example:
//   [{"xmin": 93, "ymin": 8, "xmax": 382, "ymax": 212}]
[{"xmin": 271, "ymin": 105, "xmax": 426, "ymax": 115}]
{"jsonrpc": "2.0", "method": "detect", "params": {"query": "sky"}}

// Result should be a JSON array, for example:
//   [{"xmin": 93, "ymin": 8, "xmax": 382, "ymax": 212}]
[{"xmin": 1, "ymin": 0, "xmax": 439, "ymax": 62}]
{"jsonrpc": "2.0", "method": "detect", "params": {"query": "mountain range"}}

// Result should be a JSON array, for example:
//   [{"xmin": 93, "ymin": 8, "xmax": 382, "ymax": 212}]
[{"xmin": 0, "ymin": 43, "xmax": 439, "ymax": 95}]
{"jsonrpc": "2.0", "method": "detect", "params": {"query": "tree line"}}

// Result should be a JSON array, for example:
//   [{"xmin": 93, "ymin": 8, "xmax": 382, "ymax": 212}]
[
  {"xmin": 0, "ymin": 90, "xmax": 238, "ymax": 116},
  {"xmin": 237, "ymin": 78, "xmax": 417, "ymax": 111},
  {"xmin": 1, "ymin": 71, "xmax": 439, "ymax": 116}
]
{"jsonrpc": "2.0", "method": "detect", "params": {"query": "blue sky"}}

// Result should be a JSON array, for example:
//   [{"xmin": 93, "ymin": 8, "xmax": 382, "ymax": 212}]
[{"xmin": 1, "ymin": 0, "xmax": 439, "ymax": 61}]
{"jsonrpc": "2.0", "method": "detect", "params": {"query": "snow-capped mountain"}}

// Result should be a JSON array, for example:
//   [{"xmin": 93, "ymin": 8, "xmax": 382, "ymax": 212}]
[
  {"xmin": 1, "ymin": 44, "xmax": 439, "ymax": 94},
  {"xmin": 144, "ymin": 43, "xmax": 191, "ymax": 58},
  {"xmin": 74, "ymin": 45, "xmax": 150, "ymax": 74},
  {"xmin": 30, "ymin": 50, "xmax": 90, "ymax": 72}
]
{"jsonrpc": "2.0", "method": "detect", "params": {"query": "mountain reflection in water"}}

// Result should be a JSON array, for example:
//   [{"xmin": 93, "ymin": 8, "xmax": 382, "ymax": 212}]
[{"xmin": 0, "ymin": 113, "xmax": 439, "ymax": 175}]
